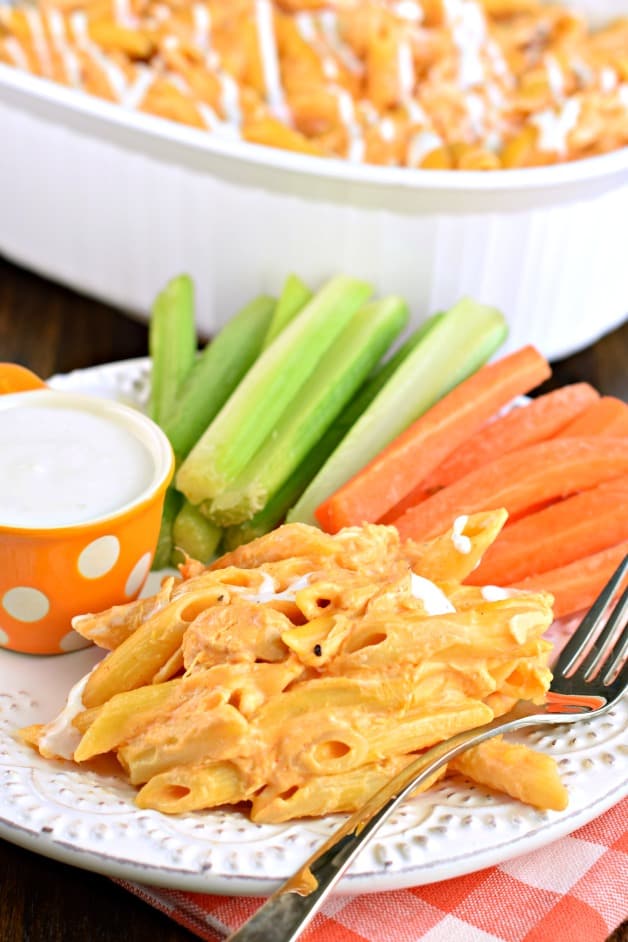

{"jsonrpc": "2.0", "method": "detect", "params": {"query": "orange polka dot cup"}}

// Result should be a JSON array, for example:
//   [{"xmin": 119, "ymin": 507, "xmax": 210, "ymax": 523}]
[{"xmin": 0, "ymin": 385, "xmax": 174, "ymax": 655}]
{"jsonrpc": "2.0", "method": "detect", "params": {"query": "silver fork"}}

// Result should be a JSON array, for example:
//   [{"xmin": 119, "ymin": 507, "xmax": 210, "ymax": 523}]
[{"xmin": 227, "ymin": 556, "xmax": 628, "ymax": 942}]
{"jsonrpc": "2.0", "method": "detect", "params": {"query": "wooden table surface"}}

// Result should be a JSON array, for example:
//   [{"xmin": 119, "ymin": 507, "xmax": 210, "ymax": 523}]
[{"xmin": 0, "ymin": 255, "xmax": 626, "ymax": 942}]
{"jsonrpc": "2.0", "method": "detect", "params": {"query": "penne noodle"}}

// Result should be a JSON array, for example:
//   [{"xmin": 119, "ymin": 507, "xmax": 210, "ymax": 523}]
[
  {"xmin": 404, "ymin": 509, "xmax": 509, "ymax": 583},
  {"xmin": 281, "ymin": 613, "xmax": 353, "ymax": 666},
  {"xmin": 328, "ymin": 601, "xmax": 553, "ymax": 675},
  {"xmin": 74, "ymin": 679, "xmax": 183, "ymax": 761},
  {"xmin": 72, "ymin": 576, "xmax": 176, "ymax": 650},
  {"xmin": 82, "ymin": 584, "xmax": 230, "ymax": 707},
  {"xmin": 356, "ymin": 701, "xmax": 494, "ymax": 762},
  {"xmin": 119, "ymin": 700, "xmax": 249, "ymax": 784},
  {"xmin": 251, "ymin": 757, "xmax": 447, "ymax": 823},
  {"xmin": 136, "ymin": 760, "xmax": 251, "ymax": 814},
  {"xmin": 87, "ymin": 19, "xmax": 154, "ymax": 58},
  {"xmin": 152, "ymin": 645, "xmax": 184, "ymax": 683},
  {"xmin": 451, "ymin": 736, "xmax": 569, "ymax": 811}
]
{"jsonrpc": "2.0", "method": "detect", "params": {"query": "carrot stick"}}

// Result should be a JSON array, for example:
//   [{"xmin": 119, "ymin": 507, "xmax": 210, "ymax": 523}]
[
  {"xmin": 314, "ymin": 346, "xmax": 551, "ymax": 532},
  {"xmin": 392, "ymin": 437, "xmax": 628, "ymax": 543},
  {"xmin": 380, "ymin": 383, "xmax": 599, "ymax": 524},
  {"xmin": 467, "ymin": 475, "xmax": 628, "ymax": 586},
  {"xmin": 558, "ymin": 396, "xmax": 628, "ymax": 439},
  {"xmin": 510, "ymin": 542, "xmax": 628, "ymax": 620}
]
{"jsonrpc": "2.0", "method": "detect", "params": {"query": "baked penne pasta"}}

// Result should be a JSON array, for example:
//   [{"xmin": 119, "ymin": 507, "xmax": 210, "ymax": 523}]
[
  {"xmin": 0, "ymin": 1, "xmax": 626, "ymax": 169},
  {"xmin": 23, "ymin": 511, "xmax": 566, "ymax": 822}
]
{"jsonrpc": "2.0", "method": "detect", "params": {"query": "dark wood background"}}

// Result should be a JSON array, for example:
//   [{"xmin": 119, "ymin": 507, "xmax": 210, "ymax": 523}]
[{"xmin": 0, "ymin": 254, "xmax": 626, "ymax": 942}]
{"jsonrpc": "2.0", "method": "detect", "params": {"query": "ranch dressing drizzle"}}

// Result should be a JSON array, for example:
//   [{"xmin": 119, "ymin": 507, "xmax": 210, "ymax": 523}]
[
  {"xmin": 486, "ymin": 79, "xmax": 505, "ymax": 110},
  {"xmin": 571, "ymin": 56, "xmax": 593, "ymax": 87},
  {"xmin": 379, "ymin": 117, "xmax": 396, "ymax": 142},
  {"xmin": 151, "ymin": 3, "xmax": 170, "ymax": 25},
  {"xmin": 218, "ymin": 71, "xmax": 243, "ymax": 128},
  {"xmin": 3, "ymin": 37, "xmax": 29, "ymax": 70},
  {"xmin": 121, "ymin": 64, "xmax": 154, "ymax": 110},
  {"xmin": 197, "ymin": 5, "xmax": 242, "ymax": 130},
  {"xmin": 318, "ymin": 10, "xmax": 364, "ymax": 76},
  {"xmin": 192, "ymin": 3, "xmax": 210, "ymax": 52},
  {"xmin": 294, "ymin": 11, "xmax": 364, "ymax": 153},
  {"xmin": 532, "ymin": 97, "xmax": 581, "ymax": 155},
  {"xmin": 240, "ymin": 572, "xmax": 313, "ymax": 604},
  {"xmin": 335, "ymin": 86, "xmax": 365, "ymax": 162},
  {"xmin": 167, "ymin": 69, "xmax": 194, "ymax": 98},
  {"xmin": 295, "ymin": 13, "xmax": 339, "ymax": 80},
  {"xmin": 545, "ymin": 54, "xmax": 565, "ymax": 103},
  {"xmin": 71, "ymin": 11, "xmax": 128, "ymax": 101},
  {"xmin": 465, "ymin": 91, "xmax": 485, "ymax": 136},
  {"xmin": 163, "ymin": 26, "xmax": 221, "ymax": 130},
  {"xmin": 410, "ymin": 573, "xmax": 456, "ymax": 615},
  {"xmin": 452, "ymin": 515, "xmax": 472, "ymax": 554},
  {"xmin": 24, "ymin": 7, "xmax": 52, "ymax": 77},
  {"xmin": 481, "ymin": 585, "xmax": 522, "ymax": 601},
  {"xmin": 197, "ymin": 99, "xmax": 222, "ymax": 131},
  {"xmin": 485, "ymin": 130, "xmax": 503, "ymax": 152},
  {"xmin": 397, "ymin": 37, "xmax": 427, "ymax": 123},
  {"xmin": 113, "ymin": 0, "xmax": 137, "ymax": 29},
  {"xmin": 486, "ymin": 39, "xmax": 510, "ymax": 83},
  {"xmin": 255, "ymin": 0, "xmax": 289, "ymax": 122},
  {"xmin": 295, "ymin": 12, "xmax": 315, "ymax": 41},
  {"xmin": 600, "ymin": 66, "xmax": 617, "ymax": 93},
  {"xmin": 443, "ymin": 0, "xmax": 486, "ymax": 89},
  {"xmin": 46, "ymin": 9, "xmax": 82, "ymax": 89},
  {"xmin": 407, "ymin": 129, "xmax": 443, "ymax": 166},
  {"xmin": 393, "ymin": 1, "xmax": 423, "ymax": 23},
  {"xmin": 38, "ymin": 667, "xmax": 97, "ymax": 760}
]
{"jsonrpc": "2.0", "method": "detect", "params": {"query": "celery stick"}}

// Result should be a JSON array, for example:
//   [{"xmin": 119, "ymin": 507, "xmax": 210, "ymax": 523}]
[
  {"xmin": 334, "ymin": 312, "xmax": 445, "ymax": 440},
  {"xmin": 207, "ymin": 296, "xmax": 408, "ymax": 525},
  {"xmin": 223, "ymin": 468, "xmax": 310, "ymax": 549},
  {"xmin": 152, "ymin": 487, "xmax": 183, "ymax": 570},
  {"xmin": 224, "ymin": 315, "xmax": 443, "ymax": 547},
  {"xmin": 262, "ymin": 274, "xmax": 312, "ymax": 350},
  {"xmin": 171, "ymin": 500, "xmax": 222, "ymax": 564},
  {"xmin": 149, "ymin": 275, "xmax": 197, "ymax": 425},
  {"xmin": 176, "ymin": 275, "xmax": 372, "ymax": 506},
  {"xmin": 161, "ymin": 295, "xmax": 276, "ymax": 462},
  {"xmin": 288, "ymin": 298, "xmax": 507, "ymax": 526}
]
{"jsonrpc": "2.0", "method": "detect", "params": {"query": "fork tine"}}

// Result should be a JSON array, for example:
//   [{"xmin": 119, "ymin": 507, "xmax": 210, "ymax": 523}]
[
  {"xmin": 603, "ymin": 634, "xmax": 628, "ymax": 687},
  {"xmin": 553, "ymin": 556, "xmax": 628, "ymax": 678},
  {"xmin": 579, "ymin": 586, "xmax": 628, "ymax": 679},
  {"xmin": 599, "ymin": 591, "xmax": 628, "ymax": 684}
]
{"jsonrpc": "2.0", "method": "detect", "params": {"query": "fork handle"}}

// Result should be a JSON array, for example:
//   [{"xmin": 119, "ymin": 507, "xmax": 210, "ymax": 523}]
[{"xmin": 226, "ymin": 703, "xmax": 542, "ymax": 942}]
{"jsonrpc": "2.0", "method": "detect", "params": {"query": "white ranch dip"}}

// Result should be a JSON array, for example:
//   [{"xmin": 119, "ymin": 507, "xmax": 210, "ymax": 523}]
[{"xmin": 0, "ymin": 402, "xmax": 155, "ymax": 528}]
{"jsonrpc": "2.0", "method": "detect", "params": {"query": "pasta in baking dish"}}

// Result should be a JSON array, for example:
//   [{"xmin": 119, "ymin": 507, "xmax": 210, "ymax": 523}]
[
  {"xmin": 0, "ymin": 0, "xmax": 626, "ymax": 168},
  {"xmin": 21, "ymin": 510, "xmax": 569, "ymax": 822}
]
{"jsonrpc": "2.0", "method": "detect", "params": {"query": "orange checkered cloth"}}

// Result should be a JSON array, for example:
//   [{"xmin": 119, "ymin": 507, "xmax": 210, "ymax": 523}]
[{"xmin": 119, "ymin": 796, "xmax": 627, "ymax": 942}]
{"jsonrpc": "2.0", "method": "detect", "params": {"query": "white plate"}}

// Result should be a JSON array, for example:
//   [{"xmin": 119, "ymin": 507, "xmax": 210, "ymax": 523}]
[{"xmin": 1, "ymin": 358, "xmax": 626, "ymax": 896}]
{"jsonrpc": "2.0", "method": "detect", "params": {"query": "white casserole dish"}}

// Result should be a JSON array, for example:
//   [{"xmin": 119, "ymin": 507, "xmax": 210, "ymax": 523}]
[{"xmin": 0, "ymin": 0, "xmax": 627, "ymax": 360}]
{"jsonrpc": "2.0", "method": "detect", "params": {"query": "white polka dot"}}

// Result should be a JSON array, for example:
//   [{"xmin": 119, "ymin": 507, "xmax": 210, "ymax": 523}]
[
  {"xmin": 2, "ymin": 587, "xmax": 50, "ymax": 622},
  {"xmin": 0, "ymin": 627, "xmax": 9, "ymax": 646},
  {"xmin": 125, "ymin": 552, "xmax": 152, "ymax": 597},
  {"xmin": 59, "ymin": 630, "xmax": 93, "ymax": 653},
  {"xmin": 78, "ymin": 536, "xmax": 120, "ymax": 579}
]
